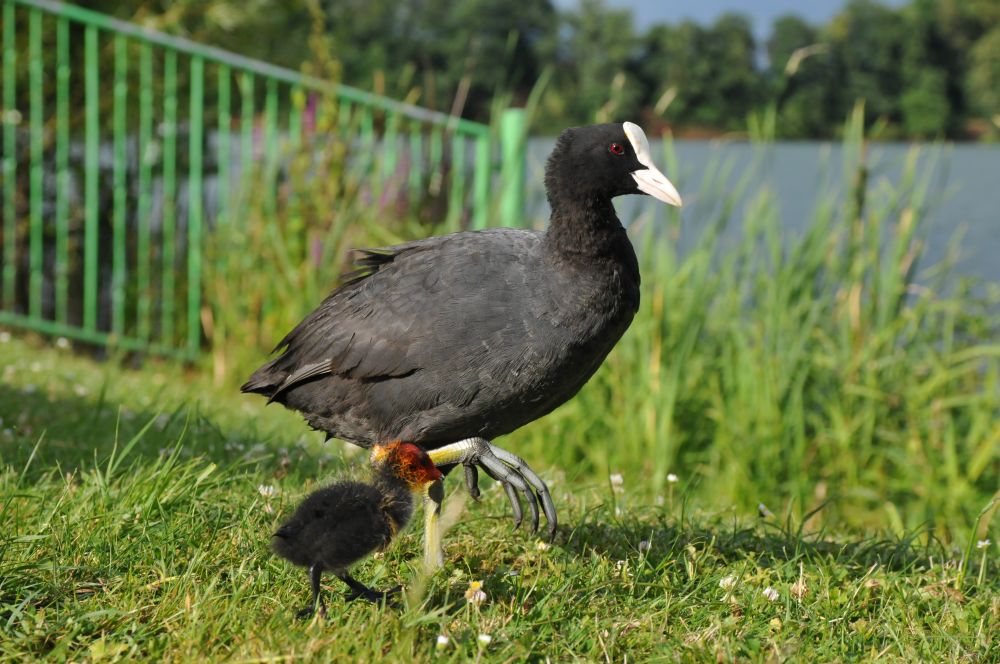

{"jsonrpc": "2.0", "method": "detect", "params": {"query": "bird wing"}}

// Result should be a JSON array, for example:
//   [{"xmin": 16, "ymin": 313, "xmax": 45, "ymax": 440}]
[{"xmin": 242, "ymin": 230, "xmax": 542, "ymax": 401}]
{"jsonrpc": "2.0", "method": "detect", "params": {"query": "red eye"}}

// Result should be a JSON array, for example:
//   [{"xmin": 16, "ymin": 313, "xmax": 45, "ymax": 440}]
[{"xmin": 609, "ymin": 143, "xmax": 624, "ymax": 155}]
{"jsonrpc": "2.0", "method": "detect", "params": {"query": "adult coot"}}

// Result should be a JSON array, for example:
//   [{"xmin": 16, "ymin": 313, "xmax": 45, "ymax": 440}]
[
  {"xmin": 244, "ymin": 121, "xmax": 682, "ymax": 568},
  {"xmin": 273, "ymin": 441, "xmax": 443, "ymax": 616}
]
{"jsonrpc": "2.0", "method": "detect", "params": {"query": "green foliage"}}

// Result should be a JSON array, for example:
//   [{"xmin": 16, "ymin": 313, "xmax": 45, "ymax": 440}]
[
  {"xmin": 829, "ymin": 1, "xmax": 906, "ymax": 127},
  {"xmin": 319, "ymin": 0, "xmax": 557, "ymax": 118},
  {"xmin": 767, "ymin": 16, "xmax": 834, "ymax": 139},
  {"xmin": 901, "ymin": 69, "xmax": 952, "ymax": 137},
  {"xmin": 547, "ymin": 0, "xmax": 642, "ymax": 127},
  {"xmin": 80, "ymin": 0, "xmax": 315, "ymax": 66},
  {"xmin": 70, "ymin": 0, "xmax": 1000, "ymax": 139},
  {"xmin": 968, "ymin": 26, "xmax": 1000, "ymax": 122},
  {"xmin": 897, "ymin": 1, "xmax": 954, "ymax": 137},
  {"xmin": 634, "ymin": 15, "xmax": 760, "ymax": 132}
]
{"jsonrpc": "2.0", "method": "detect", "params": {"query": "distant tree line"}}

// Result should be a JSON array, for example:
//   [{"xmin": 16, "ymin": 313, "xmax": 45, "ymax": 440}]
[{"xmin": 79, "ymin": 0, "xmax": 1000, "ymax": 139}]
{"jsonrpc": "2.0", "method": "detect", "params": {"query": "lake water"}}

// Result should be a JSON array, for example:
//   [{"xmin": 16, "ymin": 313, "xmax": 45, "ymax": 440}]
[{"xmin": 525, "ymin": 139, "xmax": 1000, "ymax": 288}]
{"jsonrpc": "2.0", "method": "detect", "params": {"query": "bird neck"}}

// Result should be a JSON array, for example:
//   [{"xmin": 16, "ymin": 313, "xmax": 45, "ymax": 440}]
[{"xmin": 543, "ymin": 194, "xmax": 630, "ymax": 261}]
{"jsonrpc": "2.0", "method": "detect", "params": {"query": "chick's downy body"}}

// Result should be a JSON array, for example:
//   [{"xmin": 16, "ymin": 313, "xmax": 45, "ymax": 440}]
[
  {"xmin": 272, "ymin": 441, "xmax": 442, "ymax": 615},
  {"xmin": 272, "ymin": 479, "xmax": 411, "ymax": 570}
]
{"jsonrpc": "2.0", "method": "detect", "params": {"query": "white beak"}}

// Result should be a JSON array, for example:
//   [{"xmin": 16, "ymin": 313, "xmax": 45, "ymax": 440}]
[{"xmin": 623, "ymin": 121, "xmax": 682, "ymax": 207}]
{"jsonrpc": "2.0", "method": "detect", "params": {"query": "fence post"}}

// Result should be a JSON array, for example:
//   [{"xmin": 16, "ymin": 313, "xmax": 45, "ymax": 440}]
[
  {"xmin": 472, "ymin": 132, "xmax": 491, "ymax": 230},
  {"xmin": 499, "ymin": 108, "xmax": 526, "ymax": 228}
]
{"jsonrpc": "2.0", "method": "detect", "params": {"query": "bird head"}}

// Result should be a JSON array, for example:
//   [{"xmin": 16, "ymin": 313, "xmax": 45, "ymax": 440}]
[
  {"xmin": 371, "ymin": 441, "xmax": 443, "ymax": 489},
  {"xmin": 544, "ymin": 121, "xmax": 682, "ymax": 207}
]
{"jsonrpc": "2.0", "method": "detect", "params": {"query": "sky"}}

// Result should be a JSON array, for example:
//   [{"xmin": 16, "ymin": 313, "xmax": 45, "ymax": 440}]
[{"xmin": 555, "ymin": 0, "xmax": 909, "ymax": 39}]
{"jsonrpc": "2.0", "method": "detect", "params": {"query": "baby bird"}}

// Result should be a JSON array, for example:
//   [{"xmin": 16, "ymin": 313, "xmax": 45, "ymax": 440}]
[{"xmin": 272, "ymin": 441, "xmax": 443, "ymax": 617}]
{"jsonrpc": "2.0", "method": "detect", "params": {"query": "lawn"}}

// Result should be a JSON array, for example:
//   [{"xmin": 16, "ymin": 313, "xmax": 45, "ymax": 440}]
[{"xmin": 1, "ymin": 332, "xmax": 997, "ymax": 662}]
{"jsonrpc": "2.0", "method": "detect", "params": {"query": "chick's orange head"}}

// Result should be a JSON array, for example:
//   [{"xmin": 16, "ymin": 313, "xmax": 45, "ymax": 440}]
[{"xmin": 373, "ymin": 441, "xmax": 443, "ymax": 487}]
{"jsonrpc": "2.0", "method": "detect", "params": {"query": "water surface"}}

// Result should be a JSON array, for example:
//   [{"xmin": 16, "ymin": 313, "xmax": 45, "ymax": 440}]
[{"xmin": 525, "ymin": 139, "xmax": 1000, "ymax": 287}]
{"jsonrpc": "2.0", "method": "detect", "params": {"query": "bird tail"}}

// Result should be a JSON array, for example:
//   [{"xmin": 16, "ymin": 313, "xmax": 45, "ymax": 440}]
[{"xmin": 240, "ymin": 359, "xmax": 284, "ymax": 396}]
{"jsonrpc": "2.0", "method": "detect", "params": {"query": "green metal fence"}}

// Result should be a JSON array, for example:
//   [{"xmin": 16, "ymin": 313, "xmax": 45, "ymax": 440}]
[{"xmin": 0, "ymin": 0, "xmax": 523, "ymax": 360}]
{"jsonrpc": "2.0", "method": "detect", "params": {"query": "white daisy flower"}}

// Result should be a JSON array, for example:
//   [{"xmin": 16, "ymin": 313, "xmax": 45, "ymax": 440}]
[{"xmin": 464, "ymin": 580, "xmax": 487, "ymax": 606}]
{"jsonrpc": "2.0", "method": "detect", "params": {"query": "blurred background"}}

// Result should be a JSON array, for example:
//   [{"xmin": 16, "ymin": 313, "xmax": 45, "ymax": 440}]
[
  {"xmin": 58, "ymin": 0, "xmax": 1000, "ymax": 139},
  {"xmin": 0, "ymin": 0, "xmax": 998, "ymax": 540}
]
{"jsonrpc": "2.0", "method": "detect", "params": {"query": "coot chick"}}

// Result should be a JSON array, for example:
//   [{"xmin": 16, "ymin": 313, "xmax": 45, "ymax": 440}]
[
  {"xmin": 272, "ymin": 441, "xmax": 443, "ymax": 616},
  {"xmin": 245, "ymin": 121, "xmax": 682, "ymax": 567}
]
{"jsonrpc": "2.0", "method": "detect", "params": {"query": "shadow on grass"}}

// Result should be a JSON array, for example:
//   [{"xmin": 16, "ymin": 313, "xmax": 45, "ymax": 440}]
[
  {"xmin": 559, "ymin": 510, "xmax": 940, "ymax": 575},
  {"xmin": 0, "ymin": 383, "xmax": 338, "ymax": 483},
  {"xmin": 392, "ymin": 513, "xmax": 948, "ymax": 619}
]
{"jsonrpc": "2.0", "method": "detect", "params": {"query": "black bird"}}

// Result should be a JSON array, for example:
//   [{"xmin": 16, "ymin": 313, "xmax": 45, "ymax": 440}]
[
  {"xmin": 244, "ymin": 122, "xmax": 682, "ymax": 567},
  {"xmin": 272, "ymin": 440, "xmax": 444, "ymax": 616}
]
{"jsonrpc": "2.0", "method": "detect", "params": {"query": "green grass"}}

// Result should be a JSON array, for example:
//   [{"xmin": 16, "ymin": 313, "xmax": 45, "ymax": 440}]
[{"xmin": 1, "ymin": 330, "xmax": 998, "ymax": 661}]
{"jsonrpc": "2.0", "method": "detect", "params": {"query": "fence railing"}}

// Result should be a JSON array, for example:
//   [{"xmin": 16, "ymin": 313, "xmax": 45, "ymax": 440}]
[{"xmin": 0, "ymin": 0, "xmax": 525, "ymax": 360}]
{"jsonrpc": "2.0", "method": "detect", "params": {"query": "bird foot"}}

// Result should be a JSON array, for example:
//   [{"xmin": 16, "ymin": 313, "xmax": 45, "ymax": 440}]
[
  {"xmin": 428, "ymin": 437, "xmax": 557, "ymax": 539},
  {"xmin": 344, "ymin": 584, "xmax": 402, "ymax": 604},
  {"xmin": 296, "ymin": 603, "xmax": 327, "ymax": 620}
]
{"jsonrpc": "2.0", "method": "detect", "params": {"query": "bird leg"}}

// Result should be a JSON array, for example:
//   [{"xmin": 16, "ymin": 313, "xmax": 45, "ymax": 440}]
[
  {"xmin": 423, "ymin": 478, "xmax": 445, "ymax": 571},
  {"xmin": 297, "ymin": 564, "xmax": 327, "ymax": 619},
  {"xmin": 427, "ymin": 437, "xmax": 557, "ymax": 539},
  {"xmin": 337, "ymin": 570, "xmax": 402, "ymax": 604}
]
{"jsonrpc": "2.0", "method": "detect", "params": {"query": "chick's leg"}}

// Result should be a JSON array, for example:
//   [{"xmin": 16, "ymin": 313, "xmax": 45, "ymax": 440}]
[
  {"xmin": 337, "ymin": 570, "xmax": 402, "ymax": 603},
  {"xmin": 296, "ymin": 564, "xmax": 326, "ymax": 619}
]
